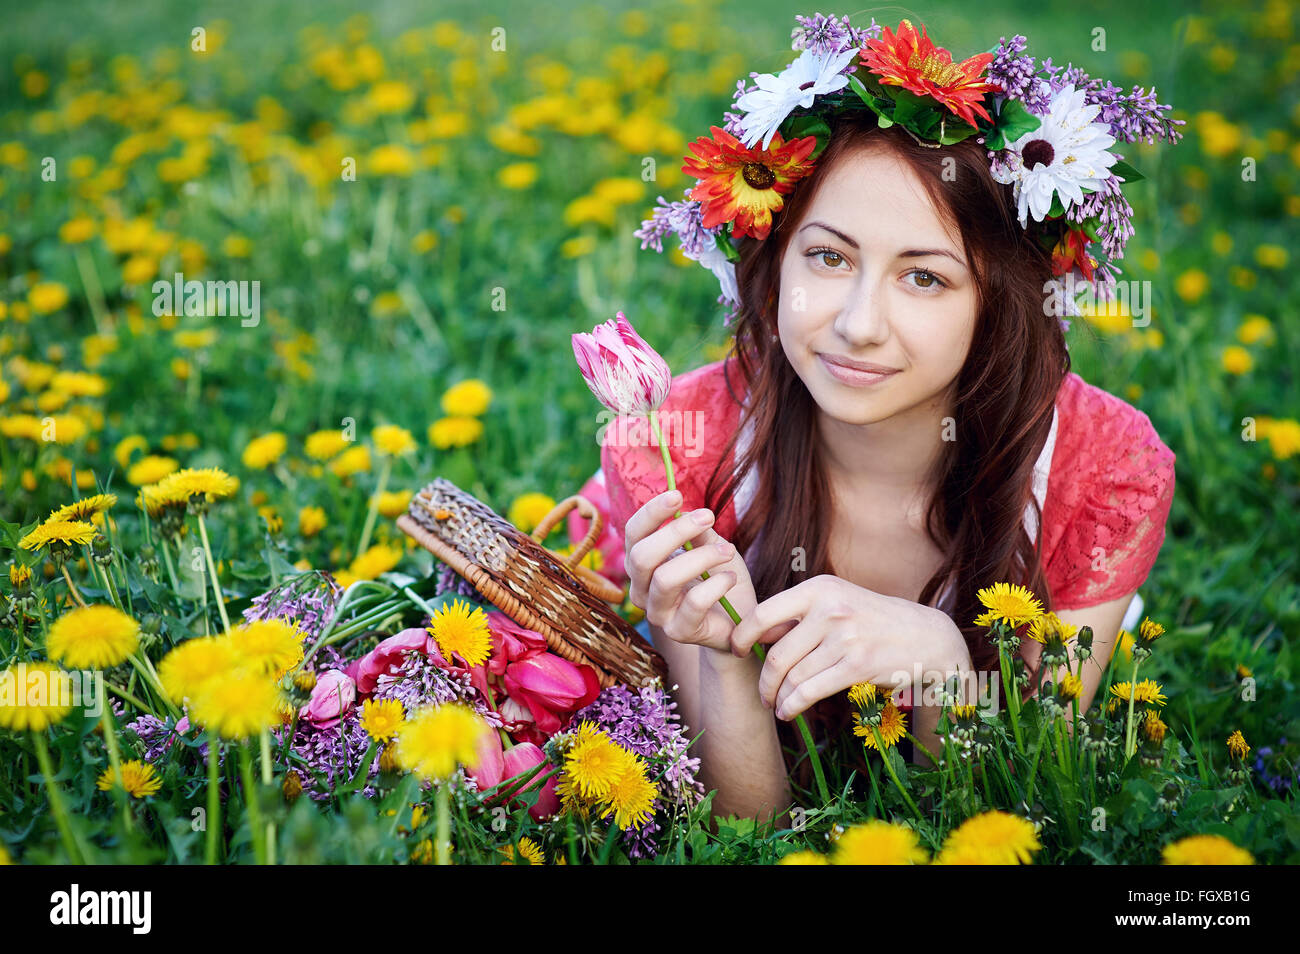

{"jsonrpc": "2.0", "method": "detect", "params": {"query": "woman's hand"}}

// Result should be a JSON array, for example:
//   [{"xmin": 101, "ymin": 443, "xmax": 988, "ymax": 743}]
[
  {"xmin": 624, "ymin": 490, "xmax": 758, "ymax": 654},
  {"xmin": 728, "ymin": 574, "xmax": 972, "ymax": 721}
]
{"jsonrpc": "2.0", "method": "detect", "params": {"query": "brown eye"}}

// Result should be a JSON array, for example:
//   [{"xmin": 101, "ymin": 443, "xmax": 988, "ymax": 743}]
[
  {"xmin": 810, "ymin": 248, "xmax": 843, "ymax": 268},
  {"xmin": 909, "ymin": 269, "xmax": 945, "ymax": 290}
]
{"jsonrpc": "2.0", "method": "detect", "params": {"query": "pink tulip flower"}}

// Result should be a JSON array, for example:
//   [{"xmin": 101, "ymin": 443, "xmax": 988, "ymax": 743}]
[
  {"xmin": 504, "ymin": 652, "xmax": 602, "ymax": 735},
  {"xmin": 355, "ymin": 627, "xmax": 433, "ymax": 694},
  {"xmin": 571, "ymin": 312, "xmax": 672, "ymax": 415},
  {"xmin": 300, "ymin": 668, "xmax": 356, "ymax": 728}
]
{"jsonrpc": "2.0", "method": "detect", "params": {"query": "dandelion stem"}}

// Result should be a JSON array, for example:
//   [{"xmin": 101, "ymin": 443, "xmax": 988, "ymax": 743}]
[
  {"xmin": 74, "ymin": 245, "xmax": 110, "ymax": 336},
  {"xmin": 356, "ymin": 455, "xmax": 391, "ymax": 558},
  {"xmin": 435, "ymin": 779, "xmax": 451, "ymax": 866},
  {"xmin": 98, "ymin": 680, "xmax": 132, "ymax": 832},
  {"xmin": 260, "ymin": 729, "xmax": 276, "ymax": 866},
  {"xmin": 206, "ymin": 734, "xmax": 221, "ymax": 865},
  {"xmin": 871, "ymin": 726, "xmax": 922, "ymax": 820},
  {"xmin": 1123, "ymin": 657, "xmax": 1142, "ymax": 760},
  {"xmin": 998, "ymin": 635, "xmax": 1024, "ymax": 749},
  {"xmin": 239, "ymin": 743, "xmax": 266, "ymax": 865},
  {"xmin": 59, "ymin": 564, "xmax": 88, "ymax": 608},
  {"xmin": 195, "ymin": 512, "xmax": 231, "ymax": 633},
  {"xmin": 33, "ymin": 732, "xmax": 85, "ymax": 864}
]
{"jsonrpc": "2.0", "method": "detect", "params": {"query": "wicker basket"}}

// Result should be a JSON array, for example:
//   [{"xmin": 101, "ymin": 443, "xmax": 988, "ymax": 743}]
[{"xmin": 396, "ymin": 477, "xmax": 667, "ymax": 688}]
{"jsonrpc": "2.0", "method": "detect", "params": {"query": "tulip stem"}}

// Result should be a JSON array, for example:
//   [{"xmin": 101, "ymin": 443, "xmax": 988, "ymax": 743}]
[
  {"xmin": 647, "ymin": 409, "xmax": 830, "ymax": 807},
  {"xmin": 435, "ymin": 780, "xmax": 451, "ymax": 865}
]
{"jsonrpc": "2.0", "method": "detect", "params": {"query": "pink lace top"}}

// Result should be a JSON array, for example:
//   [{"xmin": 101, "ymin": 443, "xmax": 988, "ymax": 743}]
[{"xmin": 573, "ymin": 357, "xmax": 1175, "ymax": 614}]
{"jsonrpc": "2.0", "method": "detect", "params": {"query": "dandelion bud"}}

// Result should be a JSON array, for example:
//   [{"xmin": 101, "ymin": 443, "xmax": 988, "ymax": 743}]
[
  {"xmin": 283, "ymin": 769, "xmax": 303, "ymax": 804},
  {"xmin": 91, "ymin": 533, "xmax": 114, "ymax": 566},
  {"xmin": 1075, "ymin": 625, "xmax": 1094, "ymax": 659},
  {"xmin": 138, "ymin": 544, "xmax": 159, "ymax": 579}
]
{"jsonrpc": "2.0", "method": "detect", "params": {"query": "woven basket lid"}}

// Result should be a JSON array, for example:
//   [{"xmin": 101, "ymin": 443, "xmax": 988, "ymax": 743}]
[{"xmin": 396, "ymin": 477, "xmax": 667, "ymax": 688}]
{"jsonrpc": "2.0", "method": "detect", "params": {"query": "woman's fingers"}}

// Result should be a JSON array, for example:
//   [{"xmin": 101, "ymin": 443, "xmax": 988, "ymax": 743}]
[
  {"xmin": 645, "ymin": 538, "xmax": 738, "ymax": 628},
  {"xmin": 771, "ymin": 643, "xmax": 844, "ymax": 716},
  {"xmin": 668, "ymin": 572, "xmax": 737, "ymax": 645},
  {"xmin": 626, "ymin": 498, "xmax": 719, "ymax": 605},
  {"xmin": 755, "ymin": 618, "xmax": 826, "ymax": 706},
  {"xmin": 773, "ymin": 657, "xmax": 855, "ymax": 722}
]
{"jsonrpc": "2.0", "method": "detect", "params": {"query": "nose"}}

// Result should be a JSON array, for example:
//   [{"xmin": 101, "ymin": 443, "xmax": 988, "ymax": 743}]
[{"xmin": 833, "ymin": 271, "xmax": 891, "ymax": 347}]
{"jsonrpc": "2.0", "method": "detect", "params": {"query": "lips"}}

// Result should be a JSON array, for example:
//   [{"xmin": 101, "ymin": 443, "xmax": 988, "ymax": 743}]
[
  {"xmin": 819, "ymin": 353, "xmax": 899, "ymax": 374},
  {"xmin": 818, "ymin": 353, "xmax": 899, "ymax": 387}
]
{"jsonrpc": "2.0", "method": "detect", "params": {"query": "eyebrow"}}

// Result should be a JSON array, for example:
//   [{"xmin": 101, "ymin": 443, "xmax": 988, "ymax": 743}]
[{"xmin": 798, "ymin": 220, "xmax": 966, "ymax": 267}]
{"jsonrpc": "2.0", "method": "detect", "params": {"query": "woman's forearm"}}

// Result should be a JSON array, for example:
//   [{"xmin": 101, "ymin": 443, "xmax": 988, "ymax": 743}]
[{"xmin": 697, "ymin": 647, "xmax": 792, "ymax": 822}]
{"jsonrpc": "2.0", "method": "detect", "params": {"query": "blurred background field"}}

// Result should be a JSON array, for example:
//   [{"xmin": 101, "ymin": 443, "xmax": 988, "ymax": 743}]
[{"xmin": 0, "ymin": 0, "xmax": 1297, "ymax": 770}]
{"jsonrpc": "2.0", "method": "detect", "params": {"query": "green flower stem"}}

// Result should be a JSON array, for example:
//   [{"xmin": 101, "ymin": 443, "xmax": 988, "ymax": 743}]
[
  {"xmin": 260, "ymin": 729, "xmax": 276, "ymax": 866},
  {"xmin": 997, "ymin": 635, "xmax": 1024, "ymax": 750},
  {"xmin": 648, "ymin": 409, "xmax": 830, "ymax": 807},
  {"xmin": 159, "ymin": 536, "xmax": 182, "ymax": 598},
  {"xmin": 1024, "ymin": 716, "xmax": 1051, "ymax": 803},
  {"xmin": 33, "ymin": 732, "xmax": 85, "ymax": 863},
  {"xmin": 239, "ymin": 742, "xmax": 266, "ymax": 865},
  {"xmin": 205, "ymin": 734, "xmax": 221, "ymax": 865},
  {"xmin": 356, "ymin": 455, "xmax": 391, "ymax": 558},
  {"xmin": 104, "ymin": 680, "xmax": 156, "ymax": 717},
  {"xmin": 871, "ymin": 725, "xmax": 922, "ymax": 820},
  {"xmin": 128, "ymin": 652, "xmax": 180, "ymax": 719},
  {"xmin": 98, "ymin": 680, "xmax": 132, "ymax": 832},
  {"xmin": 435, "ymin": 779, "xmax": 451, "ymax": 866},
  {"xmin": 74, "ymin": 244, "xmax": 111, "ymax": 336},
  {"xmin": 195, "ymin": 512, "xmax": 231, "ymax": 633},
  {"xmin": 1123, "ymin": 657, "xmax": 1142, "ymax": 761},
  {"xmin": 59, "ymin": 564, "xmax": 88, "ymax": 608}
]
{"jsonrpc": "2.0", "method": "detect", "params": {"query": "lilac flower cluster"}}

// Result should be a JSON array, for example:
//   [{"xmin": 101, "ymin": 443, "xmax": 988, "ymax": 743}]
[
  {"xmin": 987, "ymin": 35, "xmax": 1052, "ymax": 114},
  {"xmin": 1065, "ymin": 178, "xmax": 1137, "ymax": 290},
  {"xmin": 1038, "ymin": 58, "xmax": 1185, "ymax": 145},
  {"xmin": 572, "ymin": 682, "xmax": 705, "ymax": 859},
  {"xmin": 277, "ymin": 711, "xmax": 380, "ymax": 802},
  {"xmin": 1253, "ymin": 737, "xmax": 1299, "ymax": 794},
  {"xmin": 242, "ymin": 570, "xmax": 343, "ymax": 648},
  {"xmin": 790, "ymin": 12, "xmax": 880, "ymax": 58},
  {"xmin": 434, "ymin": 561, "xmax": 480, "ymax": 602},
  {"xmin": 372, "ymin": 647, "xmax": 504, "ymax": 729},
  {"xmin": 124, "ymin": 712, "xmax": 212, "ymax": 763},
  {"xmin": 633, "ymin": 189, "xmax": 718, "ymax": 258}
]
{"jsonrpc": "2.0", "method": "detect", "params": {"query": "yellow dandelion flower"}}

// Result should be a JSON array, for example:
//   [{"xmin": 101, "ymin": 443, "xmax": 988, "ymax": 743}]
[
  {"xmin": 337, "ymin": 543, "xmax": 403, "ymax": 587},
  {"xmin": 599, "ymin": 758, "xmax": 658, "ymax": 830},
  {"xmin": 97, "ymin": 759, "xmax": 162, "ymax": 798},
  {"xmin": 1141, "ymin": 711, "xmax": 1168, "ymax": 743},
  {"xmin": 1174, "ymin": 268, "xmax": 1209, "ymax": 303},
  {"xmin": 305, "ymin": 429, "xmax": 350, "ymax": 460},
  {"xmin": 155, "ymin": 467, "xmax": 238, "ymax": 505},
  {"xmin": 830, "ymin": 820, "xmax": 929, "ymax": 865},
  {"xmin": 1057, "ymin": 673, "xmax": 1083, "ymax": 702},
  {"xmin": 49, "ymin": 371, "xmax": 107, "ymax": 397},
  {"xmin": 127, "ymin": 454, "xmax": 178, "ymax": 486},
  {"xmin": 1236, "ymin": 315, "xmax": 1274, "ymax": 346},
  {"xmin": 854, "ymin": 701, "xmax": 907, "ymax": 751},
  {"xmin": 46, "ymin": 604, "xmax": 140, "ymax": 670},
  {"xmin": 427, "ymin": 599, "xmax": 492, "ymax": 667},
  {"xmin": 564, "ymin": 722, "xmax": 634, "ymax": 802},
  {"xmin": 361, "ymin": 698, "xmax": 405, "ymax": 741},
  {"xmin": 500, "ymin": 836, "xmax": 546, "ymax": 864},
  {"xmin": 1106, "ymin": 679, "xmax": 1168, "ymax": 715},
  {"xmin": 189, "ymin": 669, "xmax": 283, "ymax": 739},
  {"xmin": 19, "ymin": 519, "xmax": 97, "ymax": 551},
  {"xmin": 847, "ymin": 682, "xmax": 878, "ymax": 709},
  {"xmin": 328, "ymin": 445, "xmax": 371, "ymax": 478},
  {"xmin": 1226, "ymin": 729, "xmax": 1250, "ymax": 760},
  {"xmin": 298, "ymin": 505, "xmax": 327, "ymax": 537},
  {"xmin": 47, "ymin": 493, "xmax": 117, "ymax": 524},
  {"xmin": 28, "ymin": 282, "xmax": 70, "ymax": 315},
  {"xmin": 158, "ymin": 635, "xmax": 240, "ymax": 705},
  {"xmin": 373, "ymin": 424, "xmax": 416, "ymax": 456},
  {"xmin": 1162, "ymin": 834, "xmax": 1253, "ymax": 865},
  {"xmin": 376, "ymin": 489, "xmax": 413, "ymax": 519},
  {"xmin": 440, "ymin": 379, "xmax": 493, "ymax": 417},
  {"xmin": 1138, "ymin": 617, "xmax": 1166, "ymax": 643},
  {"xmin": 1221, "ymin": 346, "xmax": 1253, "ymax": 375},
  {"xmin": 242, "ymin": 431, "xmax": 288, "ymax": 469},
  {"xmin": 0, "ymin": 661, "xmax": 75, "ymax": 731},
  {"xmin": 1027, "ymin": 611, "xmax": 1079, "ymax": 644},
  {"xmin": 778, "ymin": 850, "xmax": 830, "ymax": 865},
  {"xmin": 934, "ymin": 810, "xmax": 1041, "ymax": 865},
  {"xmin": 507, "ymin": 492, "xmax": 557, "ymax": 533},
  {"xmin": 975, "ymin": 582, "xmax": 1045, "ymax": 628},
  {"xmin": 394, "ymin": 702, "xmax": 490, "ymax": 781},
  {"xmin": 428, "ymin": 416, "xmax": 483, "ymax": 449},
  {"xmin": 229, "ymin": 619, "xmax": 304, "ymax": 678}
]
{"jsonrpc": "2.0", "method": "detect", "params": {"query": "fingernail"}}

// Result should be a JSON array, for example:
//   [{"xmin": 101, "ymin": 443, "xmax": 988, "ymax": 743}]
[
  {"xmin": 664, "ymin": 490, "xmax": 681, "ymax": 504},
  {"xmin": 693, "ymin": 509, "xmax": 711, "ymax": 525},
  {"xmin": 715, "ymin": 541, "xmax": 731, "ymax": 554}
]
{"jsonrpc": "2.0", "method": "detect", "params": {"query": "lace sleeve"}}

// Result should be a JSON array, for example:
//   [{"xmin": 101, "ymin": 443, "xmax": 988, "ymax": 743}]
[{"xmin": 1046, "ymin": 383, "xmax": 1176, "ymax": 611}]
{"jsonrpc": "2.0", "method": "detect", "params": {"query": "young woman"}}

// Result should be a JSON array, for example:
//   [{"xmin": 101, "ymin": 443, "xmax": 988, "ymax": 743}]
[{"xmin": 578, "ymin": 20, "xmax": 1179, "ymax": 822}]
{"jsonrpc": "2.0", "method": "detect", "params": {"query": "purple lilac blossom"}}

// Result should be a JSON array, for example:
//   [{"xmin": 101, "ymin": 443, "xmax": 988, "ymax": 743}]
[
  {"xmin": 242, "ymin": 570, "xmax": 343, "ymax": 649},
  {"xmin": 372, "ymin": 647, "xmax": 504, "ymax": 730},
  {"xmin": 634, "ymin": 190, "xmax": 717, "ymax": 259},
  {"xmin": 277, "ymin": 710, "xmax": 380, "ymax": 801},
  {"xmin": 572, "ymin": 682, "xmax": 705, "ymax": 859},
  {"xmin": 987, "ymin": 35, "xmax": 1052, "ymax": 115},
  {"xmin": 790, "ymin": 13, "xmax": 880, "ymax": 59},
  {"xmin": 434, "ymin": 561, "xmax": 480, "ymax": 601}
]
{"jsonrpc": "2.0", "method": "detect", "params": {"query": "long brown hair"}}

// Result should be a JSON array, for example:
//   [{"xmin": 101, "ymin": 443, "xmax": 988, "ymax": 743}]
[{"xmin": 698, "ymin": 116, "xmax": 1071, "ymax": 788}]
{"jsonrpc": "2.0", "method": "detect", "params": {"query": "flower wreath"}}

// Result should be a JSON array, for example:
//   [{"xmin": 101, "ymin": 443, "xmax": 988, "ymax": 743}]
[{"xmin": 634, "ymin": 14, "xmax": 1186, "ymax": 329}]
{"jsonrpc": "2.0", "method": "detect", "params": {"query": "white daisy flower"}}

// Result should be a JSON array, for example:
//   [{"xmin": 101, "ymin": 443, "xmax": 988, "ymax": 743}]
[
  {"xmin": 990, "ymin": 82, "xmax": 1120, "ymax": 227},
  {"xmin": 735, "ymin": 46, "xmax": 860, "ymax": 151}
]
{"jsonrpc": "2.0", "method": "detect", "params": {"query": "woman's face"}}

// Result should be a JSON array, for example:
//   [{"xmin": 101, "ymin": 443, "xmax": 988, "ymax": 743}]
[{"xmin": 777, "ymin": 144, "xmax": 979, "ymax": 428}]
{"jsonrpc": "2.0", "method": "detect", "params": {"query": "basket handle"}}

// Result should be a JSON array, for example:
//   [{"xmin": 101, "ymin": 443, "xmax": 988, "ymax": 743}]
[{"xmin": 531, "ymin": 494, "xmax": 603, "ymax": 569}]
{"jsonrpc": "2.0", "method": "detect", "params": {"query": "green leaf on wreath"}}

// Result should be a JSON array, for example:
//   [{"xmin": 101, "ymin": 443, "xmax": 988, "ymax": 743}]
[
  {"xmin": 1110, "ymin": 159, "xmax": 1145, "ymax": 183},
  {"xmin": 780, "ymin": 114, "xmax": 832, "ymax": 160},
  {"xmin": 993, "ymin": 97, "xmax": 1042, "ymax": 146}
]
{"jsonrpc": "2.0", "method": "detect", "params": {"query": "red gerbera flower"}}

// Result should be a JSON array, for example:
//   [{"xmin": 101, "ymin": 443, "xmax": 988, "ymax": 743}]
[
  {"xmin": 1051, "ymin": 228, "xmax": 1097, "ymax": 281},
  {"xmin": 681, "ymin": 125, "xmax": 818, "ymax": 241},
  {"xmin": 860, "ymin": 18, "xmax": 999, "ymax": 129}
]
